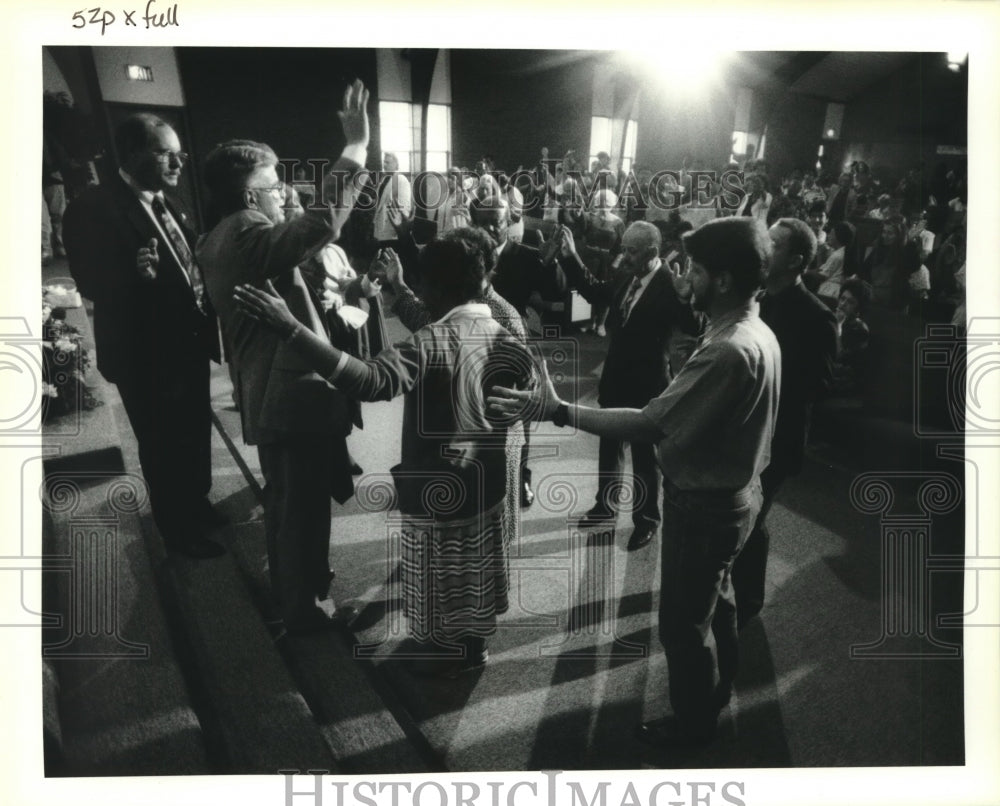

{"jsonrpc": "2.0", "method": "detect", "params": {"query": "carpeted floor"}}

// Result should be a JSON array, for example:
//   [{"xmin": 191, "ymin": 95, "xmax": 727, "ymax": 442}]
[{"xmin": 207, "ymin": 314, "xmax": 966, "ymax": 771}]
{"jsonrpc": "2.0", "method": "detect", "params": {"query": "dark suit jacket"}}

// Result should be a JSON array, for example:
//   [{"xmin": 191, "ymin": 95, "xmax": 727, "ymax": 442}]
[
  {"xmin": 491, "ymin": 240, "xmax": 566, "ymax": 317},
  {"xmin": 63, "ymin": 175, "xmax": 220, "ymax": 384},
  {"xmin": 563, "ymin": 256, "xmax": 704, "ymax": 408},
  {"xmin": 759, "ymin": 281, "xmax": 838, "ymax": 476}
]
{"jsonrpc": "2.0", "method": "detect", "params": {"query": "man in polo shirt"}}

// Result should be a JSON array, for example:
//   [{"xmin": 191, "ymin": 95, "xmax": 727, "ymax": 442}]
[{"xmin": 488, "ymin": 216, "xmax": 780, "ymax": 747}]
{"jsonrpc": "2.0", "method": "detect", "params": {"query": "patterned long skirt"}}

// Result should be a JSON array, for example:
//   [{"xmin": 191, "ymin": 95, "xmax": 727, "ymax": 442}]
[{"xmin": 400, "ymin": 423, "xmax": 523, "ymax": 643}]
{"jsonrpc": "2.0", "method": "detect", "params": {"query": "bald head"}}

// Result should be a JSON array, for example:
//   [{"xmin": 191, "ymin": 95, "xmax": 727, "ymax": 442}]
[
  {"xmin": 469, "ymin": 186, "xmax": 510, "ymax": 245},
  {"xmin": 620, "ymin": 221, "xmax": 662, "ymax": 275}
]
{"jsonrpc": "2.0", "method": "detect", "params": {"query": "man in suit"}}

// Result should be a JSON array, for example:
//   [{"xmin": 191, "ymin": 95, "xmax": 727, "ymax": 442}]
[
  {"xmin": 470, "ymin": 188, "xmax": 567, "ymax": 507},
  {"xmin": 63, "ymin": 114, "xmax": 224, "ymax": 559},
  {"xmin": 555, "ymin": 221, "xmax": 704, "ymax": 551},
  {"xmin": 197, "ymin": 80, "xmax": 371, "ymax": 634},
  {"xmin": 731, "ymin": 217, "xmax": 837, "ymax": 628}
]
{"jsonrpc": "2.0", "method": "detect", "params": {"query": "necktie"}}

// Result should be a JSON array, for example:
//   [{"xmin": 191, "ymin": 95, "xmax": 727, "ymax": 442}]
[
  {"xmin": 620, "ymin": 274, "xmax": 645, "ymax": 322},
  {"xmin": 151, "ymin": 196, "xmax": 207, "ymax": 312}
]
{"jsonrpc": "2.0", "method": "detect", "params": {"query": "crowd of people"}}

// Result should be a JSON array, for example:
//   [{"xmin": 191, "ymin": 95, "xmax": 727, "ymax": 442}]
[{"xmin": 56, "ymin": 76, "xmax": 967, "ymax": 750}]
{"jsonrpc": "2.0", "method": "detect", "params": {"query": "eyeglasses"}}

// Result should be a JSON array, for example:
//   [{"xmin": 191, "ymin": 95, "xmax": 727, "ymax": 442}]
[
  {"xmin": 152, "ymin": 150, "xmax": 189, "ymax": 164},
  {"xmin": 247, "ymin": 182, "xmax": 286, "ymax": 198}
]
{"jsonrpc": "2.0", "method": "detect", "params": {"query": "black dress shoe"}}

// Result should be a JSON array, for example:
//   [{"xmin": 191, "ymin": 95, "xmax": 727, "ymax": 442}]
[
  {"xmin": 714, "ymin": 682, "xmax": 734, "ymax": 710},
  {"xmin": 194, "ymin": 499, "xmax": 228, "ymax": 530},
  {"xmin": 521, "ymin": 481, "xmax": 535, "ymax": 508},
  {"xmin": 166, "ymin": 535, "xmax": 226, "ymax": 559},
  {"xmin": 635, "ymin": 716, "xmax": 716, "ymax": 748},
  {"xmin": 576, "ymin": 508, "xmax": 616, "ymax": 529},
  {"xmin": 627, "ymin": 523, "xmax": 656, "ymax": 551}
]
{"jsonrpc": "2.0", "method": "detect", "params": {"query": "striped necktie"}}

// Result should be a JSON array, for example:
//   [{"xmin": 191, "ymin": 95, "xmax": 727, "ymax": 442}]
[
  {"xmin": 151, "ymin": 196, "xmax": 207, "ymax": 312},
  {"xmin": 620, "ymin": 274, "xmax": 645, "ymax": 321}
]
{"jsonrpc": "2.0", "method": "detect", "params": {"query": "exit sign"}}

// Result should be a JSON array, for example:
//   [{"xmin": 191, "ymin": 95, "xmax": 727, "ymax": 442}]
[{"xmin": 125, "ymin": 65, "xmax": 154, "ymax": 82}]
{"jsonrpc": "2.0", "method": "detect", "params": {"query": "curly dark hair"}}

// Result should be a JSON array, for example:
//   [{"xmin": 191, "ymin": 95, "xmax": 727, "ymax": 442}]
[{"xmin": 421, "ymin": 227, "xmax": 496, "ymax": 302}]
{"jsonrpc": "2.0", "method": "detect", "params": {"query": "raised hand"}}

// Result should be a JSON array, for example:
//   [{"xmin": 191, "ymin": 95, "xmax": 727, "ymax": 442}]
[
  {"xmin": 538, "ymin": 228, "xmax": 559, "ymax": 266},
  {"xmin": 233, "ymin": 279, "xmax": 299, "ymax": 337},
  {"xmin": 668, "ymin": 258, "xmax": 693, "ymax": 302},
  {"xmin": 136, "ymin": 237, "xmax": 159, "ymax": 281},
  {"xmin": 556, "ymin": 225, "xmax": 577, "ymax": 259},
  {"xmin": 337, "ymin": 78, "xmax": 370, "ymax": 148},
  {"xmin": 387, "ymin": 200, "xmax": 413, "ymax": 234},
  {"xmin": 379, "ymin": 248, "xmax": 404, "ymax": 288}
]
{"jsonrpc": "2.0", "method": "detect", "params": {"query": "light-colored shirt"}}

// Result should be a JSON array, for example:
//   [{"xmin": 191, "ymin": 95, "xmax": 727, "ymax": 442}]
[
  {"xmin": 641, "ymin": 303, "xmax": 780, "ymax": 491},
  {"xmin": 119, "ymin": 168, "xmax": 189, "ymax": 282}
]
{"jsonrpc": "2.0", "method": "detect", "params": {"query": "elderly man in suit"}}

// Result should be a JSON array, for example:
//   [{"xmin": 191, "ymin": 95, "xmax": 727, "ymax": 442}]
[
  {"xmin": 197, "ymin": 80, "xmax": 371, "ymax": 634},
  {"xmin": 63, "ymin": 113, "xmax": 223, "ymax": 559},
  {"xmin": 555, "ymin": 220, "xmax": 705, "ymax": 551}
]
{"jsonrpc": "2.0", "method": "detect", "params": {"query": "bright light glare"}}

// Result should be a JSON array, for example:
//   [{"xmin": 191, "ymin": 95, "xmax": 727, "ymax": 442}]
[{"xmin": 617, "ymin": 48, "xmax": 732, "ymax": 98}]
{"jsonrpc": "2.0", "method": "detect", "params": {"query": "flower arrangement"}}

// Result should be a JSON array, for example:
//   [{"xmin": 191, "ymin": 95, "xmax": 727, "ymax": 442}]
[{"xmin": 42, "ymin": 299, "xmax": 100, "ymax": 421}]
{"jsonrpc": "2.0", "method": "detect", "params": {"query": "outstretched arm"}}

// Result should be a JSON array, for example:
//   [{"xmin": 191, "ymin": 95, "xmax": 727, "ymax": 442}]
[
  {"xmin": 487, "ymin": 360, "xmax": 661, "ymax": 442},
  {"xmin": 234, "ymin": 280, "xmax": 345, "ymax": 377},
  {"xmin": 233, "ymin": 280, "xmax": 420, "ymax": 403}
]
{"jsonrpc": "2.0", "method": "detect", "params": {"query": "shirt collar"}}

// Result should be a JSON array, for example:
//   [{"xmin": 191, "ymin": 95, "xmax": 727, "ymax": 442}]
[
  {"xmin": 433, "ymin": 301, "xmax": 492, "ymax": 325},
  {"xmin": 119, "ymin": 168, "xmax": 164, "ymax": 205},
  {"xmin": 702, "ymin": 300, "xmax": 758, "ymax": 345},
  {"xmin": 633, "ymin": 256, "xmax": 660, "ymax": 283}
]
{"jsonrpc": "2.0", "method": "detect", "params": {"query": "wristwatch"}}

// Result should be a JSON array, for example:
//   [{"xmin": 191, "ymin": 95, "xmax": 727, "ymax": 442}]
[{"xmin": 552, "ymin": 402, "xmax": 570, "ymax": 428}]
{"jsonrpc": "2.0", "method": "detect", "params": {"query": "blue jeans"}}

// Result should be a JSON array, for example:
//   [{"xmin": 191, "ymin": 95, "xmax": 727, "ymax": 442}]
[{"xmin": 659, "ymin": 478, "xmax": 763, "ymax": 735}]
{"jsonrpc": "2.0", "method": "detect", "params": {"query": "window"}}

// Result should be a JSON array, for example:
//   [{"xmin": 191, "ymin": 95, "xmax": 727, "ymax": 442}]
[
  {"xmin": 426, "ymin": 104, "xmax": 451, "ymax": 173},
  {"xmin": 379, "ymin": 101, "xmax": 451, "ymax": 173},
  {"xmin": 379, "ymin": 101, "xmax": 418, "ymax": 173},
  {"xmin": 589, "ymin": 115, "xmax": 637, "ymax": 174},
  {"xmin": 589, "ymin": 116, "xmax": 613, "ymax": 170},
  {"xmin": 622, "ymin": 118, "xmax": 638, "ymax": 175}
]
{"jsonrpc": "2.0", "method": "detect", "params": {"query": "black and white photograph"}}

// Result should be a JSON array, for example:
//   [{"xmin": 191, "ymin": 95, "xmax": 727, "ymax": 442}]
[{"xmin": 4, "ymin": 3, "xmax": 1000, "ymax": 806}]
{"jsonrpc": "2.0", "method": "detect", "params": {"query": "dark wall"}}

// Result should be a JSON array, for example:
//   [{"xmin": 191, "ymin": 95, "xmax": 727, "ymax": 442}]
[
  {"xmin": 176, "ymin": 47, "xmax": 378, "ymax": 176},
  {"xmin": 758, "ymin": 90, "xmax": 828, "ymax": 182},
  {"xmin": 450, "ymin": 50, "xmax": 595, "ymax": 171},
  {"xmin": 840, "ymin": 53, "xmax": 967, "ymax": 184}
]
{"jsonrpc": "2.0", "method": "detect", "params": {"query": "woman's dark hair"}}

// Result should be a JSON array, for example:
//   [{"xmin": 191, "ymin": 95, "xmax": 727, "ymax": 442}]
[
  {"xmin": 420, "ymin": 227, "xmax": 495, "ymax": 303},
  {"xmin": 681, "ymin": 218, "xmax": 771, "ymax": 298},
  {"xmin": 840, "ymin": 276, "xmax": 872, "ymax": 317}
]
